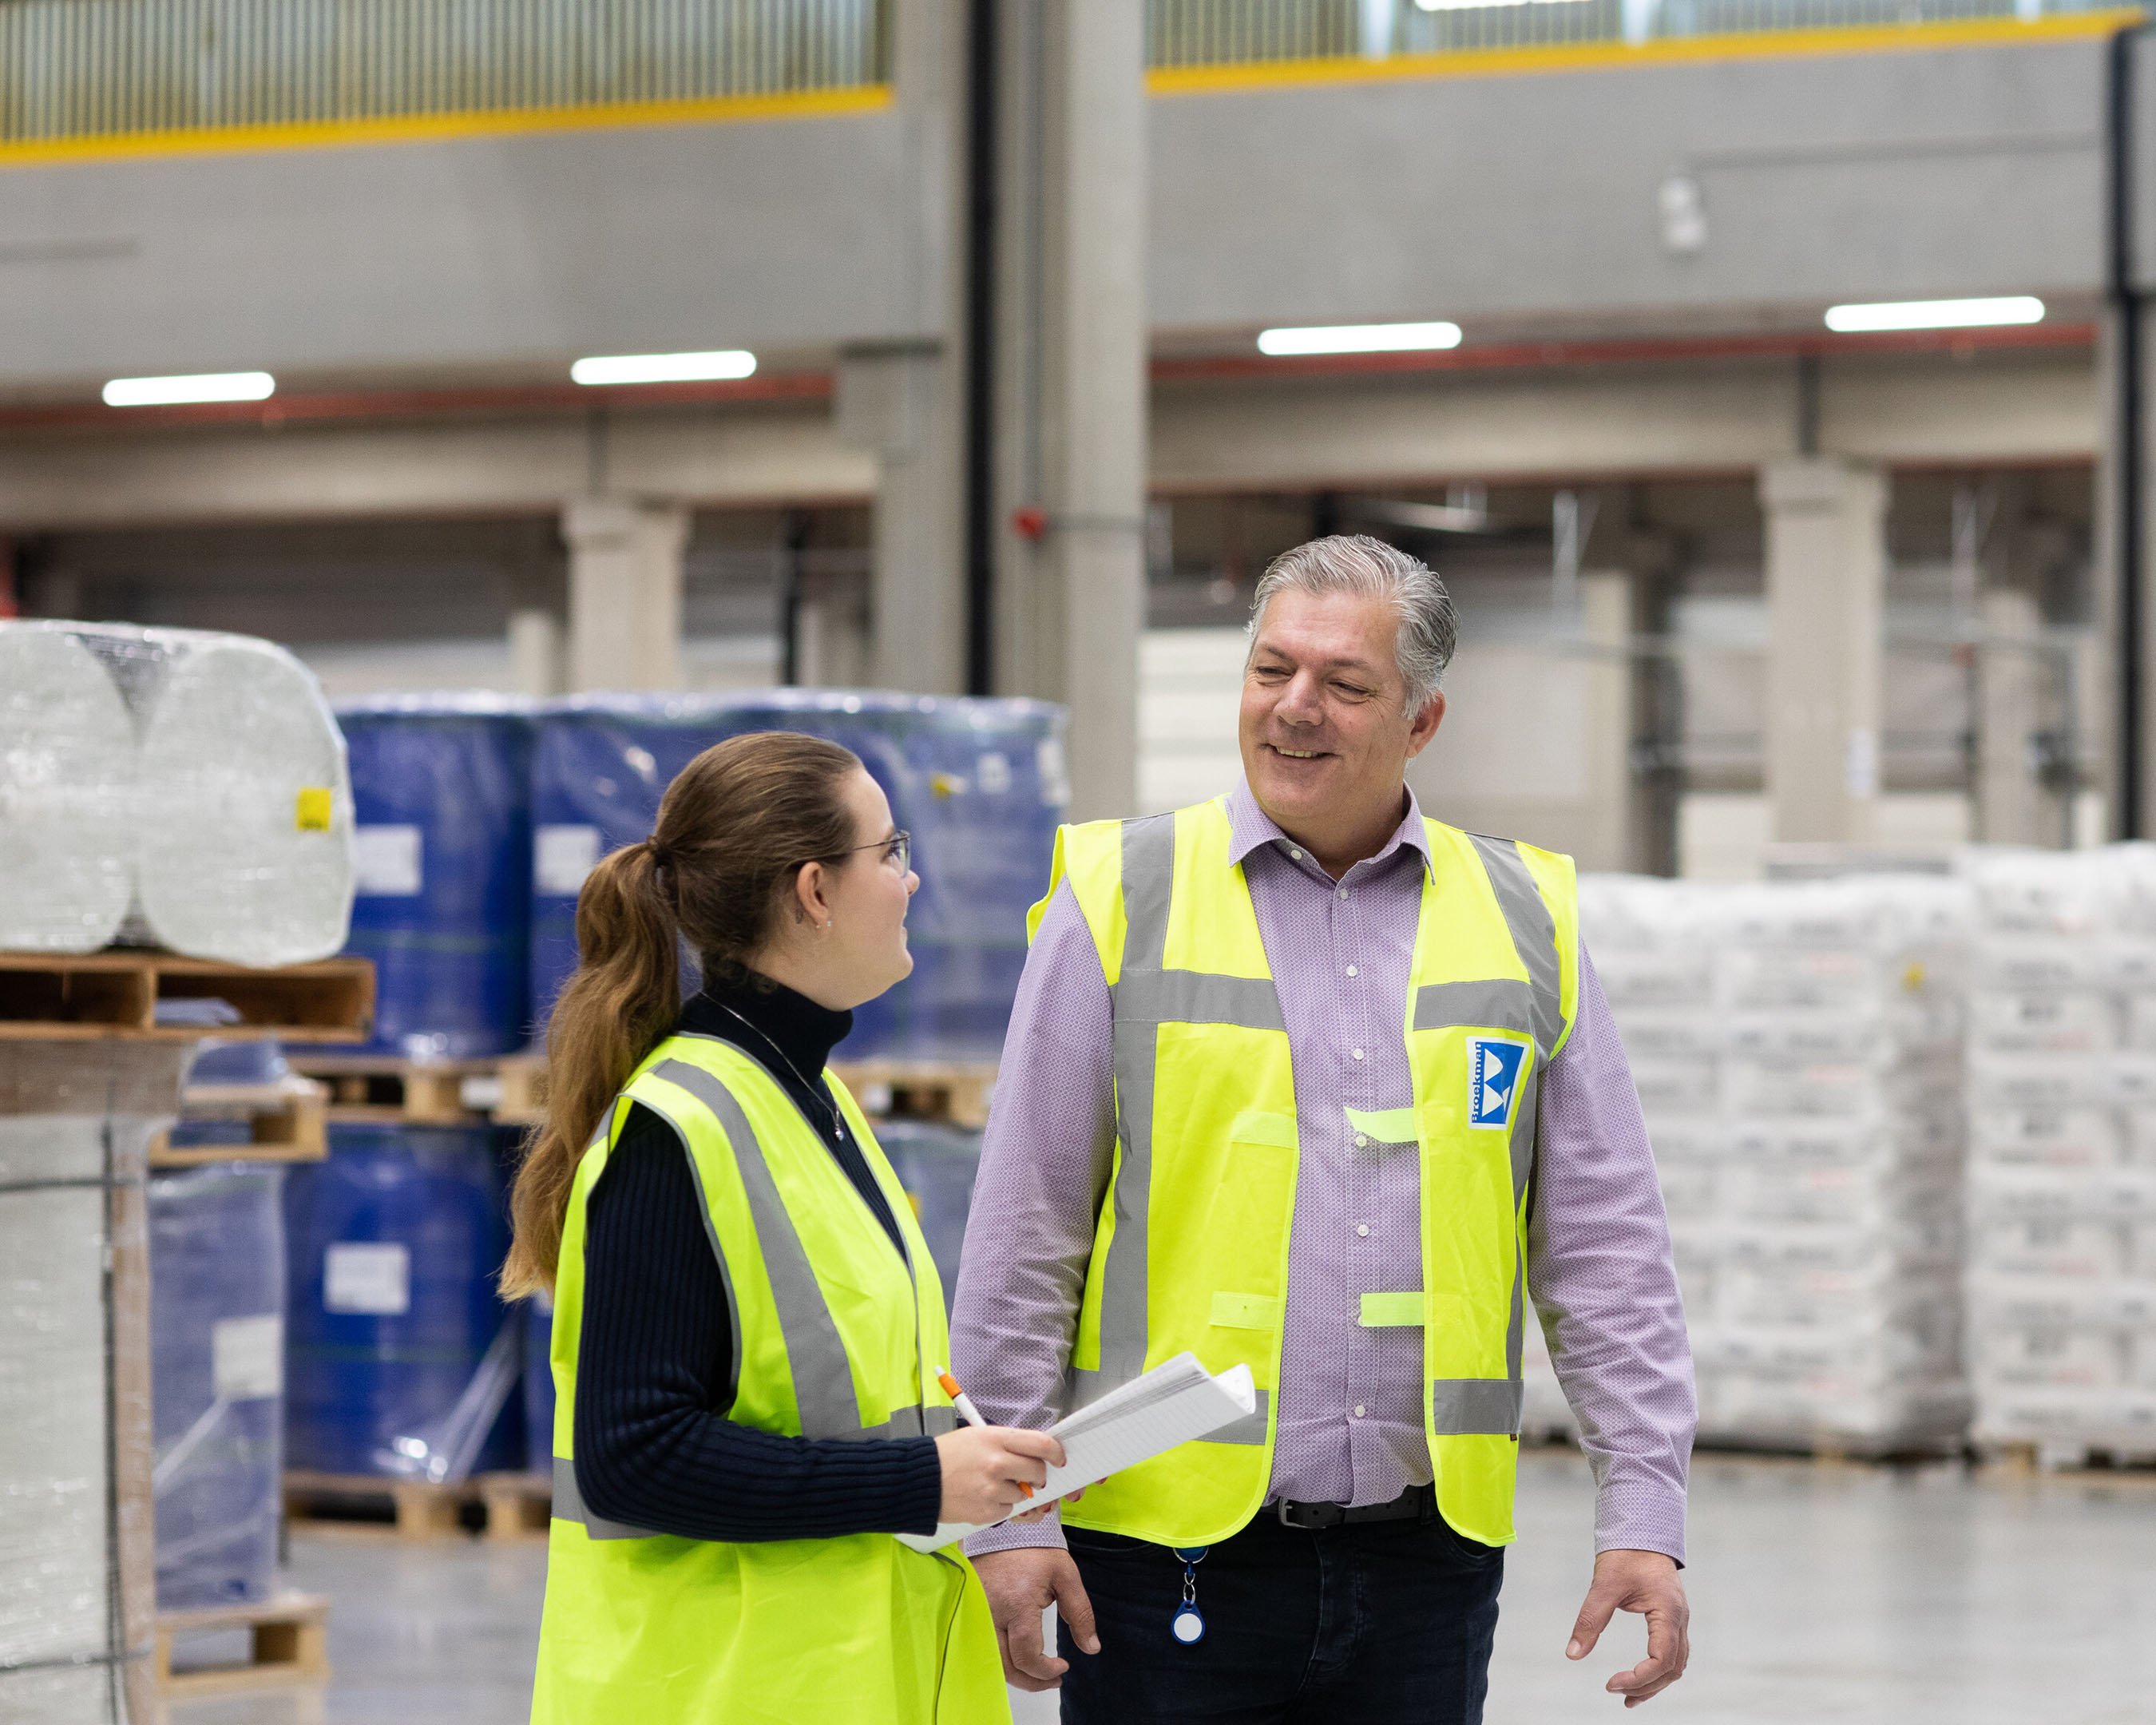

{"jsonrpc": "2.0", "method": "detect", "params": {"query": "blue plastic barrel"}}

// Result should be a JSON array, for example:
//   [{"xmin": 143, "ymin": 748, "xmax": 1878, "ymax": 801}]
[
  {"xmin": 283, "ymin": 1124, "xmax": 518, "ymax": 1477},
  {"xmin": 524, "ymin": 1294, "xmax": 556, "ymax": 1475},
  {"xmin": 874, "ymin": 1120, "xmax": 983, "ymax": 1309},
  {"xmin": 529, "ymin": 692, "xmax": 1066, "ymax": 1058},
  {"xmin": 150, "ymin": 1164, "xmax": 287, "ymax": 1608},
  {"xmin": 185, "ymin": 1037, "xmax": 288, "ymax": 1089},
  {"xmin": 335, "ymin": 696, "xmax": 534, "ymax": 1059}
]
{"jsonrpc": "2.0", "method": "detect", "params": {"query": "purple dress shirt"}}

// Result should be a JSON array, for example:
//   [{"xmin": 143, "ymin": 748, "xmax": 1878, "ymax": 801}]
[{"xmin": 950, "ymin": 783, "xmax": 1694, "ymax": 1561}]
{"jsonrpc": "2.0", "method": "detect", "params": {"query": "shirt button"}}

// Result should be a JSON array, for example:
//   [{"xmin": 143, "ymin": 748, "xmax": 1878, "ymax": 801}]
[
  {"xmin": 1337, "ymin": 887, "xmax": 1349, "ymax": 899},
  {"xmin": 1346, "ymin": 965, "xmax": 1358, "ymax": 978},
  {"xmin": 1357, "ymin": 1223, "xmax": 1369, "ymax": 1237},
  {"xmin": 1289, "ymin": 847, "xmax": 1303, "ymax": 860},
  {"xmin": 1353, "ymin": 1134, "xmax": 1369, "ymax": 1148},
  {"xmin": 1353, "ymin": 1405, "xmax": 1366, "ymax": 1419},
  {"xmin": 1352, "ymin": 1049, "xmax": 1365, "ymax": 1061}
]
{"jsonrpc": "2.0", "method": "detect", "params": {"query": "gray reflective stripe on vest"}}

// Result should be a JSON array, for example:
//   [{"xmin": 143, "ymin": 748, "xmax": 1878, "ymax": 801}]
[
  {"xmin": 1430, "ymin": 1378, "xmax": 1526, "ymax": 1438},
  {"xmin": 629, "ymin": 1104, "xmax": 747, "ymax": 1416},
  {"xmin": 648, "ymin": 1056, "xmax": 909, "ymax": 1443},
  {"xmin": 1461, "ymin": 835, "xmax": 1567, "ymax": 1069},
  {"xmin": 552, "ymin": 1455, "xmax": 660, "ymax": 1540}
]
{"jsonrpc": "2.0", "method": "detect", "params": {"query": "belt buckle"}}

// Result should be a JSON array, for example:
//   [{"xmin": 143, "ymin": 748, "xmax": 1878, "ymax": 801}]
[{"xmin": 1275, "ymin": 1498, "xmax": 1345, "ymax": 1531}]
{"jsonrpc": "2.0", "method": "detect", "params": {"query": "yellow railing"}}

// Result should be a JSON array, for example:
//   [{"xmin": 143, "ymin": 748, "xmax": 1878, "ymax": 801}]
[
  {"xmin": 0, "ymin": 0, "xmax": 887, "ymax": 147},
  {"xmin": 1147, "ymin": 0, "xmax": 2133, "ymax": 66}
]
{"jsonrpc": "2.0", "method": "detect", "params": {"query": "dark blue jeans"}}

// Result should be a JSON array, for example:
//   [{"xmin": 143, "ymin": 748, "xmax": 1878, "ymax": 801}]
[{"xmin": 1057, "ymin": 1511, "xmax": 1504, "ymax": 1725}]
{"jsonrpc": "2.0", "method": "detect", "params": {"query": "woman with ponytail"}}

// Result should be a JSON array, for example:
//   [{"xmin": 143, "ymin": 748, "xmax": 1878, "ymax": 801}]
[{"xmin": 509, "ymin": 732, "xmax": 1052, "ymax": 1725}]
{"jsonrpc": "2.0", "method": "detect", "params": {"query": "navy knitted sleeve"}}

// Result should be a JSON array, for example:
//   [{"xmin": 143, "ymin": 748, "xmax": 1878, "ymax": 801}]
[{"xmin": 571, "ymin": 1103, "xmax": 945, "ymax": 1542}]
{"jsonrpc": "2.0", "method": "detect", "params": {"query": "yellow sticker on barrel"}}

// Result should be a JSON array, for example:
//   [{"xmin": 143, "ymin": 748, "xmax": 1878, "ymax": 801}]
[{"xmin": 295, "ymin": 787, "xmax": 334, "ymax": 831}]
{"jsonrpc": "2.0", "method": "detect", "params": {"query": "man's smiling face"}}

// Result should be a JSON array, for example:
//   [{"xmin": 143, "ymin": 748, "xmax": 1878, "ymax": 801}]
[{"xmin": 1238, "ymin": 586, "xmax": 1444, "ymax": 839}]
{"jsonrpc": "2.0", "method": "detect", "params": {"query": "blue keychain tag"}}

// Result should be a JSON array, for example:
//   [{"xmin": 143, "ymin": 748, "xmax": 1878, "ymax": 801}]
[{"xmin": 1170, "ymin": 1547, "xmax": 1208, "ymax": 1645}]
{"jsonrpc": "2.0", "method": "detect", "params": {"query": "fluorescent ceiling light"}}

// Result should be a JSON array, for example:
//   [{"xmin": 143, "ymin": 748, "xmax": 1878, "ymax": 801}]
[
  {"xmin": 101, "ymin": 370, "xmax": 274, "ymax": 406},
  {"xmin": 1257, "ymin": 321, "xmax": 1462, "ymax": 356},
  {"xmin": 570, "ymin": 349, "xmax": 757, "ymax": 386},
  {"xmin": 1823, "ymin": 295, "xmax": 2044, "ymax": 334}
]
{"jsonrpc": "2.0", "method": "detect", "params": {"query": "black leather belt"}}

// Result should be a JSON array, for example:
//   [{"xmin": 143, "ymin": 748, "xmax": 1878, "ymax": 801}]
[{"xmin": 1273, "ymin": 1482, "xmax": 1435, "ymax": 1530}]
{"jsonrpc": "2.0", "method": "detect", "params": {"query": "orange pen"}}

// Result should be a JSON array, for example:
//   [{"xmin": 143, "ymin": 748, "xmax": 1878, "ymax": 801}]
[{"xmin": 937, "ymin": 1363, "xmax": 1032, "ymax": 1498}]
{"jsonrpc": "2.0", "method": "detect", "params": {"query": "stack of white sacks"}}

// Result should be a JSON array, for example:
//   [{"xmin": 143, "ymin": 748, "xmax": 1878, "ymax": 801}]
[
  {"xmin": 0, "ymin": 619, "xmax": 354, "ymax": 966},
  {"xmin": 1532, "ymin": 874, "xmax": 1972, "ymax": 1450},
  {"xmin": 1962, "ymin": 847, "xmax": 2156, "ymax": 1461}
]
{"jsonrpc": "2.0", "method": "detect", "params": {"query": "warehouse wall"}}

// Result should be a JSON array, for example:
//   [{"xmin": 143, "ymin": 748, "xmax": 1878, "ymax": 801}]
[
  {"xmin": 0, "ymin": 29, "xmax": 2119, "ymax": 392},
  {"xmin": 1150, "ymin": 34, "xmax": 2110, "ymax": 329}
]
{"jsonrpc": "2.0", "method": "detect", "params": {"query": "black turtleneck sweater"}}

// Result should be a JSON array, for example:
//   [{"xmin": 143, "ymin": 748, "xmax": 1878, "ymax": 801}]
[{"xmin": 570, "ymin": 977, "xmax": 944, "ymax": 1542}]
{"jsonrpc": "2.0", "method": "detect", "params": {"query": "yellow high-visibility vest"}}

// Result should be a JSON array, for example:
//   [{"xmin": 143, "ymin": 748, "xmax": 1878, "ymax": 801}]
[
  {"xmin": 1042, "ymin": 797, "xmax": 1579, "ymax": 1549},
  {"xmin": 532, "ymin": 1034, "xmax": 1009, "ymax": 1725}
]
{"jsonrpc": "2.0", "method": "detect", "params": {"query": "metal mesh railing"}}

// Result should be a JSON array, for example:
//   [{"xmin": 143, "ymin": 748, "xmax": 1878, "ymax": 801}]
[
  {"xmin": 1150, "ymin": 0, "xmax": 2122, "ymax": 67},
  {"xmin": 0, "ymin": 0, "xmax": 887, "ymax": 146}
]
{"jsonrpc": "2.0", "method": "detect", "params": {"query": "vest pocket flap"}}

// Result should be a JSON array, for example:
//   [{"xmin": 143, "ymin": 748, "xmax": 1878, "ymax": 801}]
[
  {"xmin": 1344, "ymin": 1106, "xmax": 1419, "ymax": 1144},
  {"xmin": 1227, "ymin": 1109, "xmax": 1298, "ymax": 1150},
  {"xmin": 1358, "ymin": 1291, "xmax": 1424, "ymax": 1327},
  {"xmin": 1210, "ymin": 1291, "xmax": 1281, "ymax": 1330}
]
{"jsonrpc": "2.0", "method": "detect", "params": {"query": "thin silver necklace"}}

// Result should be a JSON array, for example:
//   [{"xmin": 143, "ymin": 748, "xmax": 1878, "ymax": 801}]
[{"xmin": 709, "ymin": 997, "xmax": 845, "ymax": 1141}]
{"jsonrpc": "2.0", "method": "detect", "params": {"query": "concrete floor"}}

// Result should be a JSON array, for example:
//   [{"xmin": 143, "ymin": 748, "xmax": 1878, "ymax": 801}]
[{"xmin": 169, "ymin": 1450, "xmax": 2156, "ymax": 1725}]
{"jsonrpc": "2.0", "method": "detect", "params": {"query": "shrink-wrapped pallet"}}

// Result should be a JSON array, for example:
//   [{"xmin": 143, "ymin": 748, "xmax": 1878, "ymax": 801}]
[
  {"xmin": 1579, "ymin": 871, "xmax": 1971, "ymax": 1451},
  {"xmin": 1963, "ymin": 845, "xmax": 2156, "ymax": 1459},
  {"xmin": 0, "ymin": 1043, "xmax": 184, "ymax": 1725},
  {"xmin": 0, "ymin": 619, "xmax": 355, "ymax": 966}
]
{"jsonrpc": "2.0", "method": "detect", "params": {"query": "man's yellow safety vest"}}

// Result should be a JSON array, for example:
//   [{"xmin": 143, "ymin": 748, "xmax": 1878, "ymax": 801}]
[
  {"xmin": 531, "ymin": 1034, "xmax": 1009, "ymax": 1725},
  {"xmin": 1043, "ymin": 796, "xmax": 1579, "ymax": 1550}
]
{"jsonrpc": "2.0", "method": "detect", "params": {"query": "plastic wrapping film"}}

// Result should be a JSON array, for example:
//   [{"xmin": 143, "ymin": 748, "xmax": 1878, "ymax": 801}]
[
  {"xmin": 1961, "ymin": 844, "xmax": 2156, "ymax": 1458},
  {"xmin": 0, "ymin": 1040, "xmax": 184, "ymax": 1725},
  {"xmin": 528, "ymin": 691, "xmax": 1068, "ymax": 1058},
  {"xmin": 1581, "ymin": 872, "xmax": 1973, "ymax": 1451},
  {"xmin": 332, "ymin": 695, "xmax": 535, "ymax": 1059},
  {"xmin": 149, "ymin": 1164, "xmax": 286, "ymax": 1610},
  {"xmin": 0, "ymin": 618, "xmax": 355, "ymax": 965},
  {"xmin": 283, "ymin": 1123, "xmax": 520, "ymax": 1481},
  {"xmin": 875, "ymin": 1119, "xmax": 985, "ymax": 1310}
]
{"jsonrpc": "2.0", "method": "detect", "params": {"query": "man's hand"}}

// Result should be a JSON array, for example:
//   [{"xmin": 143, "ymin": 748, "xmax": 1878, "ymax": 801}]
[
  {"xmin": 1566, "ymin": 1548, "xmax": 1689, "ymax": 1707},
  {"xmin": 973, "ymin": 1547, "xmax": 1101, "ymax": 1691}
]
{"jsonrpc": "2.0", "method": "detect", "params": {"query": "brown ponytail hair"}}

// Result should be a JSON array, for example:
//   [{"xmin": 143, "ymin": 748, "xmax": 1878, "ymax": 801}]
[{"xmin": 501, "ymin": 730, "xmax": 862, "ymax": 1297}]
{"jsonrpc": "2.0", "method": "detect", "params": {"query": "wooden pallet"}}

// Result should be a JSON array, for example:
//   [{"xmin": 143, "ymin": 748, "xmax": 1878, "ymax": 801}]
[
  {"xmin": 1981, "ymin": 1440, "xmax": 2156, "ymax": 1478},
  {"xmin": 150, "ymin": 1077, "xmax": 330, "ymax": 1167},
  {"xmin": 154, "ymin": 1591, "xmax": 331, "ymax": 1707},
  {"xmin": 831, "ymin": 1059, "xmax": 997, "ymax": 1128},
  {"xmin": 0, "ymin": 950, "xmax": 372, "ymax": 1041},
  {"xmin": 283, "ymin": 1469, "xmax": 551, "ymax": 1541},
  {"xmin": 285, "ymin": 1051, "xmax": 544, "ymax": 1127}
]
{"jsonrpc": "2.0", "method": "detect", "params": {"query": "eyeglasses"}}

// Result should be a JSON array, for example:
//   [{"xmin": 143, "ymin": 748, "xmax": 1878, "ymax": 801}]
[{"xmin": 807, "ymin": 831, "xmax": 911, "ymax": 875}]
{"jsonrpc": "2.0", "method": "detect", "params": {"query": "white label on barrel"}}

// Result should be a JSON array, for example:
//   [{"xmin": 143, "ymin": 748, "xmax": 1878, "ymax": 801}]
[
  {"xmin": 213, "ymin": 1314, "xmax": 285, "ymax": 1399},
  {"xmin": 326, "ymin": 1242, "xmax": 411, "ymax": 1315},
  {"xmin": 535, "ymin": 825, "xmax": 603, "ymax": 896},
  {"xmin": 353, "ymin": 825, "xmax": 423, "ymax": 896}
]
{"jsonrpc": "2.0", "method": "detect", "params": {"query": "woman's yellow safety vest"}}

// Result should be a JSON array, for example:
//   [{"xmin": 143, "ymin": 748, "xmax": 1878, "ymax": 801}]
[
  {"xmin": 1043, "ymin": 797, "xmax": 1579, "ymax": 1551},
  {"xmin": 531, "ymin": 1034, "xmax": 1009, "ymax": 1725}
]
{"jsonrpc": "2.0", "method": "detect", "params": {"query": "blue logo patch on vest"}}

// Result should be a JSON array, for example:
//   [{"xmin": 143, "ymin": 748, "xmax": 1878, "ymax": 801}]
[{"xmin": 1466, "ymin": 1036, "xmax": 1529, "ymax": 1130}]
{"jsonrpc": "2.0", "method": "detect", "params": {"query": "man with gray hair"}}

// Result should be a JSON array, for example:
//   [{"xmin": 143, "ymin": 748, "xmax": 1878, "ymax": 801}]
[{"xmin": 952, "ymin": 534, "xmax": 1694, "ymax": 1722}]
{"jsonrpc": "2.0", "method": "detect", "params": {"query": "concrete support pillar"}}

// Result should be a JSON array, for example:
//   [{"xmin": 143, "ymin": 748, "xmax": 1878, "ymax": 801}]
[
  {"xmin": 1759, "ymin": 457, "xmax": 1888, "ymax": 844},
  {"xmin": 835, "ymin": 0, "xmax": 970, "ymax": 696},
  {"xmin": 992, "ymin": 0, "xmax": 1147, "ymax": 820},
  {"xmin": 561, "ymin": 498, "xmax": 690, "ymax": 692},
  {"xmin": 838, "ymin": 341, "xmax": 965, "ymax": 693}
]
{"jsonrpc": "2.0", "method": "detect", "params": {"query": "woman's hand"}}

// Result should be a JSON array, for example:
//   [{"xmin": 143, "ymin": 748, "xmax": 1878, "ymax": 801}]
[{"xmin": 934, "ymin": 1426, "xmax": 1066, "ymax": 1525}]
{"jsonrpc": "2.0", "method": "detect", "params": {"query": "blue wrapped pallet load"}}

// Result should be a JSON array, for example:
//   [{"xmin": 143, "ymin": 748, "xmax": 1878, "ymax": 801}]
[
  {"xmin": 335, "ymin": 694, "xmax": 534, "ymax": 1059},
  {"xmin": 149, "ymin": 1164, "xmax": 287, "ymax": 1609},
  {"xmin": 529, "ymin": 691, "xmax": 1067, "ymax": 1058},
  {"xmin": 874, "ymin": 1120, "xmax": 985, "ymax": 1309},
  {"xmin": 283, "ymin": 1124, "xmax": 521, "ymax": 1481},
  {"xmin": 525, "ymin": 1293, "xmax": 556, "ymax": 1477}
]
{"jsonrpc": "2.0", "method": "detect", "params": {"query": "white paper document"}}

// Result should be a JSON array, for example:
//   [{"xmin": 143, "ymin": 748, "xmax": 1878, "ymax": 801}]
[{"xmin": 898, "ymin": 1352, "xmax": 1256, "ymax": 1553}]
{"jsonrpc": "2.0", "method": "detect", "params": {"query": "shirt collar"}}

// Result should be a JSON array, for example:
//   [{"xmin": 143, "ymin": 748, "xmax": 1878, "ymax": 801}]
[{"xmin": 1223, "ymin": 780, "xmax": 1436, "ymax": 882}]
